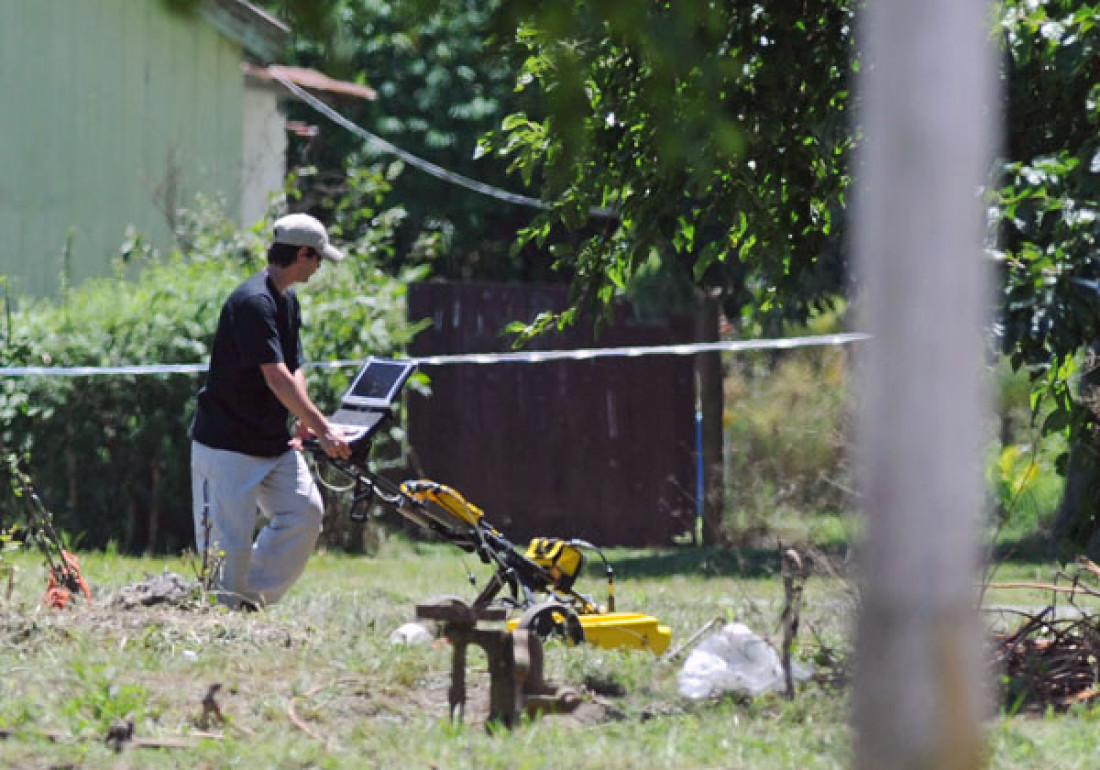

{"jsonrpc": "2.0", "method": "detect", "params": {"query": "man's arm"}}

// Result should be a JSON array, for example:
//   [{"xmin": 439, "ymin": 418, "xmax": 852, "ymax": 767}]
[{"xmin": 261, "ymin": 362, "xmax": 350, "ymax": 459}]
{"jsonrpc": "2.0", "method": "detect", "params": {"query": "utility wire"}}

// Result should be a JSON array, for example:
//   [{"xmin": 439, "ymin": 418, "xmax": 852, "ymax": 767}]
[{"xmin": 268, "ymin": 66, "xmax": 616, "ymax": 220}]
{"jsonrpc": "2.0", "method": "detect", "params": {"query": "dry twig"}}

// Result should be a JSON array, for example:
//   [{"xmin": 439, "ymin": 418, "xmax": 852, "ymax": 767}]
[
  {"xmin": 780, "ymin": 548, "xmax": 809, "ymax": 700},
  {"xmin": 988, "ymin": 563, "xmax": 1100, "ymax": 713}
]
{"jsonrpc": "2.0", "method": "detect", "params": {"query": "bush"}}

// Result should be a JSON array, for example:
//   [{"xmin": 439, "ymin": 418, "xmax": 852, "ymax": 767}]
[
  {"xmin": 719, "ymin": 335, "xmax": 1067, "ymax": 550},
  {"xmin": 989, "ymin": 359, "xmax": 1066, "ymax": 550},
  {"xmin": 722, "ymin": 343, "xmax": 853, "ymax": 543},
  {"xmin": 0, "ymin": 191, "xmax": 422, "ymax": 553}
]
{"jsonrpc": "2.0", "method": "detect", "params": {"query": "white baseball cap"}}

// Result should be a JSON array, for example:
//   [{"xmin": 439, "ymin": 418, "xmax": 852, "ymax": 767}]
[{"xmin": 272, "ymin": 213, "xmax": 344, "ymax": 262}]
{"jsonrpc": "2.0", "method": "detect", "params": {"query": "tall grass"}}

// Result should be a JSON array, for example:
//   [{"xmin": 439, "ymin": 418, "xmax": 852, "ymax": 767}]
[
  {"xmin": 720, "ymin": 332, "xmax": 1065, "ymax": 554},
  {"xmin": 722, "ymin": 344, "xmax": 852, "ymax": 545}
]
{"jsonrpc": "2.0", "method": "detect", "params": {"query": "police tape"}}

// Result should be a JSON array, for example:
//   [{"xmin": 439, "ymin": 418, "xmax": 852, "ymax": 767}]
[
  {"xmin": 409, "ymin": 332, "xmax": 869, "ymax": 366},
  {"xmin": 0, "ymin": 332, "xmax": 869, "ymax": 377}
]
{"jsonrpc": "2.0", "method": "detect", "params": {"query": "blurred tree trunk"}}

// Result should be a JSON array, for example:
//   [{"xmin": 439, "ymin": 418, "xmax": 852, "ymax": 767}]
[{"xmin": 851, "ymin": 0, "xmax": 995, "ymax": 767}]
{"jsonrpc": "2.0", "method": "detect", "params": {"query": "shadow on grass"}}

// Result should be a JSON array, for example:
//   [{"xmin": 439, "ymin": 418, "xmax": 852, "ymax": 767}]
[
  {"xmin": 991, "ymin": 531, "xmax": 1060, "ymax": 565},
  {"xmin": 606, "ymin": 542, "xmax": 851, "ymax": 580},
  {"xmin": 596, "ymin": 534, "xmax": 1064, "ymax": 582}
]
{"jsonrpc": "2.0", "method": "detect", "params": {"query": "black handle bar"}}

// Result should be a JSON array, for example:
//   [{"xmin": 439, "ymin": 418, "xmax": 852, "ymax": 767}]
[{"xmin": 303, "ymin": 437, "xmax": 602, "ymax": 611}]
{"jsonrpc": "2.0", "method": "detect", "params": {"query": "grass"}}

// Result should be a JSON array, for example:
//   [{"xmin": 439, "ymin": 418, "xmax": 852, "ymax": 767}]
[{"xmin": 1, "ymin": 536, "xmax": 1099, "ymax": 769}]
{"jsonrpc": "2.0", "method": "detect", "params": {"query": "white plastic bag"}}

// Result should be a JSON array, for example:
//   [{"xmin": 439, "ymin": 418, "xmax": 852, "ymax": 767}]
[
  {"xmin": 389, "ymin": 621, "xmax": 434, "ymax": 646},
  {"xmin": 677, "ymin": 622, "xmax": 811, "ymax": 700}
]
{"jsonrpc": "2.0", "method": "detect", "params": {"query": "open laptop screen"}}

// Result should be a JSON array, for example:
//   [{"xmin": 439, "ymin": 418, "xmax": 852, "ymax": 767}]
[{"xmin": 342, "ymin": 358, "xmax": 416, "ymax": 408}]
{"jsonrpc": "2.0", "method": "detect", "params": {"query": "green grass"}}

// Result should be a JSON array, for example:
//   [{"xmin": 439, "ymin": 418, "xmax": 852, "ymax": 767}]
[{"xmin": 0, "ymin": 538, "xmax": 1097, "ymax": 768}]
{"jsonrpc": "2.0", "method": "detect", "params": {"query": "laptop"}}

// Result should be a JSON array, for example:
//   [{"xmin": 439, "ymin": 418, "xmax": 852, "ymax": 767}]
[{"xmin": 327, "ymin": 357, "xmax": 417, "ymax": 444}]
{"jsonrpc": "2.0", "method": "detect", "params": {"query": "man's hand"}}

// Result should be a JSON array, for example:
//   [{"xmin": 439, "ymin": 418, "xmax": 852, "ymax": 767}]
[
  {"xmin": 317, "ymin": 428, "xmax": 352, "ymax": 460},
  {"xmin": 262, "ymin": 363, "xmax": 351, "ymax": 459},
  {"xmin": 288, "ymin": 420, "xmax": 310, "ymax": 452},
  {"xmin": 292, "ymin": 419, "xmax": 351, "ymax": 459}
]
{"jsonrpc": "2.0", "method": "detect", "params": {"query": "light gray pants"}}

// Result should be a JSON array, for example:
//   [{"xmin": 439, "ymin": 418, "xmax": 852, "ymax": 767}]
[{"xmin": 191, "ymin": 441, "xmax": 323, "ymax": 608}]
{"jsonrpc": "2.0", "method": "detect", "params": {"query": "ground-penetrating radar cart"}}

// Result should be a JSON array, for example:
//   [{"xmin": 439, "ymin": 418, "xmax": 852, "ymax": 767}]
[{"xmin": 307, "ymin": 357, "xmax": 672, "ymax": 655}]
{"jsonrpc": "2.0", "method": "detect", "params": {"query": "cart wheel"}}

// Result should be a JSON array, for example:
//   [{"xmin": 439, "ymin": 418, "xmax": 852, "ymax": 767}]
[{"xmin": 517, "ymin": 601, "xmax": 584, "ymax": 645}]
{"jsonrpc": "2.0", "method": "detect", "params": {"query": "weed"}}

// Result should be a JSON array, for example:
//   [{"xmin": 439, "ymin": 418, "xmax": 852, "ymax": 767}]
[
  {"xmin": 0, "ymin": 527, "xmax": 18, "ymax": 601},
  {"xmin": 61, "ymin": 662, "xmax": 149, "ymax": 736},
  {"xmin": 389, "ymin": 650, "xmax": 432, "ymax": 688}
]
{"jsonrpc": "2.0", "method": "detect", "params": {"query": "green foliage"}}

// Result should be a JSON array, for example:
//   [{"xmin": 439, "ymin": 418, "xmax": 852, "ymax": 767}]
[
  {"xmin": 0, "ymin": 526, "xmax": 17, "ymax": 595},
  {"xmin": 61, "ymin": 663, "xmax": 149, "ymax": 736},
  {"xmin": 992, "ymin": 0, "xmax": 1100, "ymax": 552},
  {"xmin": 991, "ymin": 445, "xmax": 1042, "ymax": 522},
  {"xmin": 0, "ymin": 253, "xmax": 235, "ymax": 551},
  {"xmin": 259, "ymin": 0, "xmax": 548, "ymax": 282},
  {"xmin": 995, "ymin": 0, "xmax": 1100, "ymax": 412},
  {"xmin": 989, "ymin": 360, "xmax": 1068, "ymax": 545},
  {"xmin": 0, "ymin": 190, "xmax": 419, "ymax": 553},
  {"xmin": 483, "ymin": 0, "xmax": 855, "ymax": 327},
  {"xmin": 723, "ymin": 342, "xmax": 851, "ymax": 542}
]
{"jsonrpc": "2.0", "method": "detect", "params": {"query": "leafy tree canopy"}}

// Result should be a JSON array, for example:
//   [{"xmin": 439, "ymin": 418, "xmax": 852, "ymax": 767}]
[
  {"xmin": 992, "ymin": 0, "xmax": 1100, "ymax": 553},
  {"xmin": 263, "ymin": 0, "xmax": 1095, "ymax": 387},
  {"xmin": 258, "ymin": 0, "xmax": 555, "ymax": 282},
  {"xmin": 481, "ymin": 0, "xmax": 857, "ymax": 329},
  {"xmin": 995, "ymin": 0, "xmax": 1100, "ymax": 390}
]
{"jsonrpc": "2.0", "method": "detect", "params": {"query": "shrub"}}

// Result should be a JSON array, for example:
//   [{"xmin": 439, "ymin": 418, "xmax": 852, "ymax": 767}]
[
  {"xmin": 722, "ymin": 343, "xmax": 853, "ymax": 542},
  {"xmin": 0, "ymin": 189, "xmax": 421, "ymax": 553},
  {"xmin": 989, "ymin": 359, "xmax": 1066, "ymax": 548},
  {"xmin": 719, "ymin": 334, "xmax": 1067, "ymax": 549}
]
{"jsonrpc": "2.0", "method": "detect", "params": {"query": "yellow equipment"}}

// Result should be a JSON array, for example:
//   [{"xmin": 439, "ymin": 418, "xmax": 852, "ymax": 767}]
[
  {"xmin": 508, "ymin": 611, "xmax": 672, "ymax": 655},
  {"xmin": 525, "ymin": 538, "xmax": 585, "ymax": 591},
  {"xmin": 313, "ymin": 457, "xmax": 672, "ymax": 654},
  {"xmin": 306, "ymin": 360, "xmax": 670, "ymax": 655}
]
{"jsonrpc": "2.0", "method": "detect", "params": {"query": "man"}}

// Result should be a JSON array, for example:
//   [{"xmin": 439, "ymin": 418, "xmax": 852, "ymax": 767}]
[{"xmin": 190, "ymin": 212, "xmax": 351, "ymax": 609}]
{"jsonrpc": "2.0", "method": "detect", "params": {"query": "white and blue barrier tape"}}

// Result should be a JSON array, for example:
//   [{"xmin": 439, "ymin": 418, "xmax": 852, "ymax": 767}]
[{"xmin": 0, "ymin": 332, "xmax": 868, "ymax": 377}]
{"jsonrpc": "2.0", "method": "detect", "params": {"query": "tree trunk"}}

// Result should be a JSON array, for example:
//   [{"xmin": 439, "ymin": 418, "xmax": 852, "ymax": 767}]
[
  {"xmin": 123, "ymin": 494, "xmax": 137, "ymax": 553},
  {"xmin": 65, "ymin": 422, "xmax": 77, "ymax": 517},
  {"xmin": 145, "ymin": 460, "xmax": 161, "ymax": 555}
]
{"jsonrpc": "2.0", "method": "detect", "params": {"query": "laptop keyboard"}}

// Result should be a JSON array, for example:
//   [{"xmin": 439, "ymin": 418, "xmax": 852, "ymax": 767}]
[{"xmin": 329, "ymin": 408, "xmax": 384, "ymax": 427}]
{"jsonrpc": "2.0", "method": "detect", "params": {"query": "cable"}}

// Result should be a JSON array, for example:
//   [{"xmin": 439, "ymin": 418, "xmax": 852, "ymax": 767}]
[{"xmin": 268, "ymin": 67, "xmax": 616, "ymax": 220}]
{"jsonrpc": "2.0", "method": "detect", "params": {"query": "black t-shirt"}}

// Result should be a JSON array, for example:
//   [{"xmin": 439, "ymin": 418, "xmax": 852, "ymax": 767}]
[{"xmin": 190, "ymin": 271, "xmax": 305, "ymax": 456}]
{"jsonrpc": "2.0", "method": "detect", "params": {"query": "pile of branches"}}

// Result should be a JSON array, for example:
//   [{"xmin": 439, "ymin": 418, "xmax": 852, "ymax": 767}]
[
  {"xmin": 993, "ymin": 608, "xmax": 1100, "ymax": 713},
  {"xmin": 989, "ymin": 559, "xmax": 1100, "ymax": 713}
]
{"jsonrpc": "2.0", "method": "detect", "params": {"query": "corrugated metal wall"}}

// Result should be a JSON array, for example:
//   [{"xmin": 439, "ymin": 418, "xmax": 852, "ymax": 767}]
[
  {"xmin": 407, "ymin": 282, "xmax": 699, "ymax": 547},
  {"xmin": 0, "ymin": 0, "xmax": 245, "ymax": 296}
]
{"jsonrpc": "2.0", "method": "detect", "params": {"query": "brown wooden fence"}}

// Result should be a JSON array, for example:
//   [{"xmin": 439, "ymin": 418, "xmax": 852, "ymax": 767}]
[{"xmin": 406, "ymin": 282, "xmax": 699, "ymax": 546}]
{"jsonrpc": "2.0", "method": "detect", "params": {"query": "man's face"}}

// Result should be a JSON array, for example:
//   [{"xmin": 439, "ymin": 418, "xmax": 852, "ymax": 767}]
[{"xmin": 300, "ymin": 247, "xmax": 323, "ymax": 281}]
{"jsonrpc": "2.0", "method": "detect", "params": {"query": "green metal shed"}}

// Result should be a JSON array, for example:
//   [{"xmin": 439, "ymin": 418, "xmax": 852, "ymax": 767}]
[{"xmin": 0, "ymin": 0, "xmax": 288, "ymax": 296}]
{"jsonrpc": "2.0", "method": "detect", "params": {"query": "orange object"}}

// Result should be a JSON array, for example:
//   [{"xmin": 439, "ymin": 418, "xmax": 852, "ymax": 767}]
[{"xmin": 43, "ymin": 550, "xmax": 91, "ymax": 609}]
